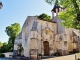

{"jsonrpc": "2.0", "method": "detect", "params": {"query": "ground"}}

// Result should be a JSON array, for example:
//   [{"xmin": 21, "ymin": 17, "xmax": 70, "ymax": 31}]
[
  {"xmin": 40, "ymin": 54, "xmax": 75, "ymax": 60},
  {"xmin": 0, "ymin": 54, "xmax": 77, "ymax": 60}
]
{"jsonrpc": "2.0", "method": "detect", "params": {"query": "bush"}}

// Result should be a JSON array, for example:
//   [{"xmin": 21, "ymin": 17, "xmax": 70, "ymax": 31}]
[
  {"xmin": 78, "ymin": 58, "xmax": 80, "ymax": 60},
  {"xmin": 38, "ymin": 54, "xmax": 42, "ymax": 56},
  {"xmin": 54, "ymin": 52, "xmax": 61, "ymax": 56},
  {"xmin": 0, "ymin": 53, "xmax": 5, "ymax": 57}
]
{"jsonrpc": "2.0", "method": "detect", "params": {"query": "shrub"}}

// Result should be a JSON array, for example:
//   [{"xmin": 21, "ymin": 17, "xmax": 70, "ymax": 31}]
[
  {"xmin": 38, "ymin": 54, "xmax": 42, "ymax": 56},
  {"xmin": 0, "ymin": 53, "xmax": 5, "ymax": 57},
  {"xmin": 54, "ymin": 52, "xmax": 61, "ymax": 56},
  {"xmin": 78, "ymin": 58, "xmax": 80, "ymax": 60}
]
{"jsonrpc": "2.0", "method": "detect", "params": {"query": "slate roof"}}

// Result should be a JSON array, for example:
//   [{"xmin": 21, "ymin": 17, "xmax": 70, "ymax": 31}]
[
  {"xmin": 15, "ymin": 31, "xmax": 22, "ymax": 40},
  {"xmin": 31, "ymin": 21, "xmax": 38, "ymax": 31},
  {"xmin": 72, "ymin": 30, "xmax": 80, "ymax": 36},
  {"xmin": 51, "ymin": 5, "xmax": 64, "ymax": 13}
]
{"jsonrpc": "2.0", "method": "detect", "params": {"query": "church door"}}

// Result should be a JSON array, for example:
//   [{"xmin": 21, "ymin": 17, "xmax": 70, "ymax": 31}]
[{"xmin": 43, "ymin": 41, "xmax": 49, "ymax": 56}]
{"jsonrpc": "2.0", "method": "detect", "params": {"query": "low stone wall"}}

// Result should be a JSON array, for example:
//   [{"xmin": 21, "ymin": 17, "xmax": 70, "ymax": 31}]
[{"xmin": 2, "ymin": 52, "xmax": 13, "ymax": 58}]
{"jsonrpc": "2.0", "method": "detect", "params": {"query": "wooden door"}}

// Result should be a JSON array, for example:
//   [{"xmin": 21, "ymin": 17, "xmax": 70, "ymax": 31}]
[{"xmin": 43, "ymin": 41, "xmax": 49, "ymax": 56}]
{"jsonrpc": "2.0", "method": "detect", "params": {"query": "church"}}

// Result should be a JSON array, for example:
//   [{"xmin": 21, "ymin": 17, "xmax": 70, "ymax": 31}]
[{"xmin": 13, "ymin": 4, "xmax": 80, "ymax": 59}]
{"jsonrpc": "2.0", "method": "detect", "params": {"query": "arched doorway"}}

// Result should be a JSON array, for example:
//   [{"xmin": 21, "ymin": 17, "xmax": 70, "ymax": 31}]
[{"xmin": 43, "ymin": 41, "xmax": 49, "ymax": 56}]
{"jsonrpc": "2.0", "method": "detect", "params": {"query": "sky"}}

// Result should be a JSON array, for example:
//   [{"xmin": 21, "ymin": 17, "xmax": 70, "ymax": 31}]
[{"xmin": 0, "ymin": 0, "xmax": 54, "ymax": 43}]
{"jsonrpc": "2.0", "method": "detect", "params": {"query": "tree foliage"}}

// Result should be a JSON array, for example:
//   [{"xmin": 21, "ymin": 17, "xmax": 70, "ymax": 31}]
[
  {"xmin": 37, "ymin": 13, "xmax": 51, "ymax": 21},
  {"xmin": 5, "ymin": 23, "xmax": 21, "ymax": 38},
  {"xmin": 5, "ymin": 23, "xmax": 21, "ymax": 51},
  {"xmin": 3, "ymin": 42, "xmax": 7, "ymax": 46},
  {"xmin": 0, "ymin": 23, "xmax": 21, "ymax": 53},
  {"xmin": 0, "ymin": 53, "xmax": 5, "ymax": 57},
  {"xmin": 0, "ymin": 42, "xmax": 9, "ymax": 53},
  {"xmin": 0, "ymin": 42, "xmax": 3, "ymax": 48},
  {"xmin": 45, "ymin": 0, "xmax": 80, "ymax": 29}
]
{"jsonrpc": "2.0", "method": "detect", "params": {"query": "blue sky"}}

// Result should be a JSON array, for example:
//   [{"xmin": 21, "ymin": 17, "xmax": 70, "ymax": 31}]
[{"xmin": 0, "ymin": 0, "xmax": 54, "ymax": 43}]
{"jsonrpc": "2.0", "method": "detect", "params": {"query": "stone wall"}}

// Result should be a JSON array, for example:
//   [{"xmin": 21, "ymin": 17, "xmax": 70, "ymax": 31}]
[
  {"xmin": 52, "ymin": 16, "xmax": 65, "ymax": 34},
  {"xmin": 37, "ymin": 20, "xmax": 57, "ymax": 55},
  {"xmin": 22, "ymin": 16, "xmax": 38, "ymax": 57},
  {"xmin": 2, "ymin": 52, "xmax": 13, "ymax": 58},
  {"xmin": 14, "ymin": 16, "xmax": 80, "ymax": 57}
]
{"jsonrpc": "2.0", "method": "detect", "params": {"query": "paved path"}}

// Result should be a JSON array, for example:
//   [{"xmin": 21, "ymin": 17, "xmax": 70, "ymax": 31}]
[{"xmin": 40, "ymin": 54, "xmax": 76, "ymax": 60}]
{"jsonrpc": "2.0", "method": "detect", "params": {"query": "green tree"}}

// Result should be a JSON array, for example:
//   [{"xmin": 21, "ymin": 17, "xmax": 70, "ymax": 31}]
[
  {"xmin": 3, "ymin": 42, "xmax": 7, "ymax": 46},
  {"xmin": 5, "ymin": 23, "xmax": 21, "ymax": 51},
  {"xmin": 0, "ymin": 42, "xmax": 3, "ymax": 48},
  {"xmin": 2, "ymin": 42, "xmax": 9, "ymax": 52},
  {"xmin": 45, "ymin": 0, "xmax": 80, "ymax": 29},
  {"xmin": 38, "ymin": 13, "xmax": 51, "ymax": 21},
  {"xmin": 0, "ymin": 42, "xmax": 11, "ymax": 53}
]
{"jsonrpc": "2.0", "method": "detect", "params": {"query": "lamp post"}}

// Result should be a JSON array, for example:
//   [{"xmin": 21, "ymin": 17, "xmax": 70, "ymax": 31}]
[{"xmin": 0, "ymin": 1, "xmax": 3, "ymax": 9}]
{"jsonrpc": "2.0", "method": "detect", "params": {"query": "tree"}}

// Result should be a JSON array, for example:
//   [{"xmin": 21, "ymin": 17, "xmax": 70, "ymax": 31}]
[
  {"xmin": 37, "ymin": 13, "xmax": 51, "ymax": 21},
  {"xmin": 0, "ymin": 42, "xmax": 8, "ymax": 53},
  {"xmin": 3, "ymin": 42, "xmax": 7, "ymax": 46},
  {"xmin": 5, "ymin": 23, "xmax": 21, "ymax": 51},
  {"xmin": 0, "ymin": 42, "xmax": 3, "ymax": 48},
  {"xmin": 45, "ymin": 0, "xmax": 80, "ymax": 29}
]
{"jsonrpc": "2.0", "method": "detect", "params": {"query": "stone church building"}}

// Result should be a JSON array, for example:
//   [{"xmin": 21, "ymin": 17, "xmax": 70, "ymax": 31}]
[{"xmin": 13, "ymin": 5, "xmax": 80, "ymax": 58}]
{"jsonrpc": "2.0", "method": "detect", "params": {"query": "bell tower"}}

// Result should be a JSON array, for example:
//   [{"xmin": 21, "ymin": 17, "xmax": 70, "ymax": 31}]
[{"xmin": 51, "ymin": 0, "xmax": 64, "ymax": 18}]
